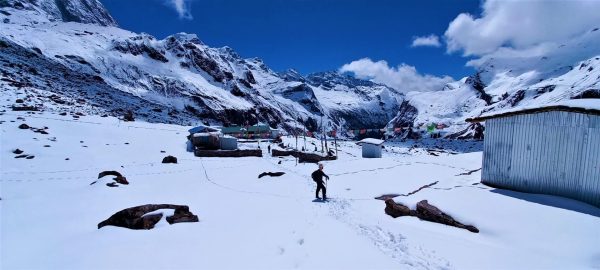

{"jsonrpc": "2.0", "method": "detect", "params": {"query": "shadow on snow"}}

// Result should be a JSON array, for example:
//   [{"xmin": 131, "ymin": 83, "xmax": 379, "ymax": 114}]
[{"xmin": 490, "ymin": 188, "xmax": 600, "ymax": 218}]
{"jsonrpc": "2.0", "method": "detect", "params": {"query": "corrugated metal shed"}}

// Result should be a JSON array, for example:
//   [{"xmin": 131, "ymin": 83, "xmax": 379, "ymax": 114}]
[{"xmin": 479, "ymin": 109, "xmax": 600, "ymax": 207}]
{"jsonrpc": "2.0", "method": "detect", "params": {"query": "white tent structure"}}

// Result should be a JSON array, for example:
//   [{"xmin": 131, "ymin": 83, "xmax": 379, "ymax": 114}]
[{"xmin": 357, "ymin": 138, "xmax": 384, "ymax": 158}]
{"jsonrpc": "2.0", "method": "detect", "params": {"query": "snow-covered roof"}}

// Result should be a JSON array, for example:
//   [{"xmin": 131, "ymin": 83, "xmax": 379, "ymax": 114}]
[
  {"xmin": 467, "ymin": 99, "xmax": 600, "ymax": 122},
  {"xmin": 188, "ymin": 125, "xmax": 220, "ymax": 134},
  {"xmin": 357, "ymin": 138, "xmax": 385, "ymax": 145},
  {"xmin": 192, "ymin": 132, "xmax": 222, "ymax": 137}
]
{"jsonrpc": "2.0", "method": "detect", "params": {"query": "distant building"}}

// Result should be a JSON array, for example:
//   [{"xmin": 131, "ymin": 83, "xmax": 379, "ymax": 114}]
[
  {"xmin": 219, "ymin": 124, "xmax": 279, "ymax": 139},
  {"xmin": 357, "ymin": 138, "xmax": 384, "ymax": 158},
  {"xmin": 191, "ymin": 132, "xmax": 221, "ymax": 150},
  {"xmin": 188, "ymin": 126, "xmax": 238, "ymax": 150},
  {"xmin": 467, "ymin": 100, "xmax": 600, "ymax": 207}
]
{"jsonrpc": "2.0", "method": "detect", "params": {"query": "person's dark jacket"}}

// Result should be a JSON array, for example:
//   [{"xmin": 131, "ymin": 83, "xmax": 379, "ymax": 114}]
[{"xmin": 311, "ymin": 170, "xmax": 329, "ymax": 183}]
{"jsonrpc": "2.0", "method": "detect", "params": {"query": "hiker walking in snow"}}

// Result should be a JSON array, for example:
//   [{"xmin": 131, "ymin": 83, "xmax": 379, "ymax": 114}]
[{"xmin": 312, "ymin": 163, "xmax": 329, "ymax": 200}]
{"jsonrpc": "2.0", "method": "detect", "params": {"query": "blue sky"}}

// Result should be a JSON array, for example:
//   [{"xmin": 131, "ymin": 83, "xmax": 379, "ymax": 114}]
[{"xmin": 102, "ymin": 0, "xmax": 481, "ymax": 79}]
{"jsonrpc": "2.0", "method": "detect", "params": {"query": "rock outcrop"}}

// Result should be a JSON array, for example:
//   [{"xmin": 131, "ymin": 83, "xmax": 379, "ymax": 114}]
[
  {"xmin": 384, "ymin": 199, "xmax": 479, "ymax": 233},
  {"xmin": 98, "ymin": 204, "xmax": 199, "ymax": 230},
  {"xmin": 258, "ymin": 172, "xmax": 285, "ymax": 178},
  {"xmin": 162, "ymin": 155, "xmax": 178, "ymax": 164},
  {"xmin": 96, "ymin": 170, "xmax": 129, "ymax": 185}
]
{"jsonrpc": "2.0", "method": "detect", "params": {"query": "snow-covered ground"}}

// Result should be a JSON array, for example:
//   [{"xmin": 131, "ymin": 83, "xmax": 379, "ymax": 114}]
[{"xmin": 2, "ymin": 109, "xmax": 600, "ymax": 269}]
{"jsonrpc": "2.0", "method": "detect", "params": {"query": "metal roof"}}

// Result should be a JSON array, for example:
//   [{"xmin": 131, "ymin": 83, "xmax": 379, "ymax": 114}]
[{"xmin": 467, "ymin": 99, "xmax": 600, "ymax": 122}]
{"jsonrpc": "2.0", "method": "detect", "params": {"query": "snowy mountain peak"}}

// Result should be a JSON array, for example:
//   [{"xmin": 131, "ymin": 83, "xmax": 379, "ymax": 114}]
[
  {"xmin": 218, "ymin": 46, "xmax": 241, "ymax": 60},
  {"xmin": 306, "ymin": 71, "xmax": 381, "ymax": 90},
  {"xmin": 0, "ymin": 0, "xmax": 117, "ymax": 26},
  {"xmin": 278, "ymin": 69, "xmax": 306, "ymax": 82},
  {"xmin": 170, "ymin": 32, "xmax": 203, "ymax": 45}
]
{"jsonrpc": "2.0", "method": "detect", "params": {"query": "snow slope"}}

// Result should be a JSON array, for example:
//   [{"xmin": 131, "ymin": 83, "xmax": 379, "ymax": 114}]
[
  {"xmin": 0, "ymin": 2, "xmax": 404, "ymax": 132},
  {"xmin": 2, "ymin": 106, "xmax": 599, "ymax": 269},
  {"xmin": 388, "ymin": 28, "xmax": 600, "ymax": 139}
]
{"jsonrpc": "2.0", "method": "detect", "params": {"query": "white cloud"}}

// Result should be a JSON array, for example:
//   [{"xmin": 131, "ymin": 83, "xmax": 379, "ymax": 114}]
[
  {"xmin": 165, "ymin": 0, "xmax": 193, "ymax": 20},
  {"xmin": 339, "ymin": 58, "xmax": 454, "ymax": 93},
  {"xmin": 411, "ymin": 34, "xmax": 441, "ymax": 48},
  {"xmin": 445, "ymin": 0, "xmax": 600, "ymax": 56},
  {"xmin": 467, "ymin": 28, "xmax": 600, "ymax": 80}
]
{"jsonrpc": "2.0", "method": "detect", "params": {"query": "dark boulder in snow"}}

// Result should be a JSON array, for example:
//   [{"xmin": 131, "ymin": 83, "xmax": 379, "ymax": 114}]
[
  {"xmin": 106, "ymin": 182, "xmax": 118, "ymax": 187},
  {"xmin": 384, "ymin": 199, "xmax": 479, "ymax": 233},
  {"xmin": 384, "ymin": 199, "xmax": 413, "ymax": 218},
  {"xmin": 98, "ymin": 204, "xmax": 199, "ymax": 230},
  {"xmin": 18, "ymin": 123, "xmax": 30, "ymax": 129},
  {"xmin": 12, "ymin": 148, "xmax": 24, "ymax": 154},
  {"xmin": 97, "ymin": 170, "xmax": 129, "ymax": 185},
  {"xmin": 162, "ymin": 155, "xmax": 178, "ymax": 164},
  {"xmin": 166, "ymin": 206, "xmax": 199, "ymax": 224},
  {"xmin": 416, "ymin": 200, "xmax": 479, "ymax": 233},
  {"xmin": 258, "ymin": 172, "xmax": 285, "ymax": 178}
]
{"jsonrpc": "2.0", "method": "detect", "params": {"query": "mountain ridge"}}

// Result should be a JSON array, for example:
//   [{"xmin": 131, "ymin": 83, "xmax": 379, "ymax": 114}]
[
  {"xmin": 1, "ymin": 0, "xmax": 598, "ymax": 139},
  {"xmin": 0, "ymin": 1, "xmax": 404, "ymax": 134}
]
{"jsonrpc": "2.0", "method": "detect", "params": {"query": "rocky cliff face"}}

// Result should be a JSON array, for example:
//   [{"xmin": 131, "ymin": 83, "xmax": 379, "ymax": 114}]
[
  {"xmin": 0, "ymin": 0, "xmax": 117, "ymax": 26},
  {"xmin": 303, "ymin": 71, "xmax": 403, "ymax": 130}
]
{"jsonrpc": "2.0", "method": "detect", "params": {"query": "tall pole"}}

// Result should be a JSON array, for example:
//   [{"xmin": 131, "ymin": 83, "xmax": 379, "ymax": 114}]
[
  {"xmin": 320, "ymin": 116, "xmax": 324, "ymax": 154},
  {"xmin": 303, "ymin": 125, "xmax": 306, "ymax": 152},
  {"xmin": 324, "ymin": 127, "xmax": 329, "ymax": 153},
  {"xmin": 334, "ymin": 129, "xmax": 338, "ymax": 157}
]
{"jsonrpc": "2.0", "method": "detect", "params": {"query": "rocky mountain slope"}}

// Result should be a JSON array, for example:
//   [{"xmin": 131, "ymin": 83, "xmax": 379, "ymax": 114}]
[
  {"xmin": 0, "ymin": 0, "xmax": 117, "ymax": 26},
  {"xmin": 387, "ymin": 27, "xmax": 600, "ymax": 139},
  {"xmin": 0, "ymin": 0, "xmax": 403, "ymax": 133},
  {"xmin": 2, "ymin": 0, "xmax": 597, "ymax": 139}
]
